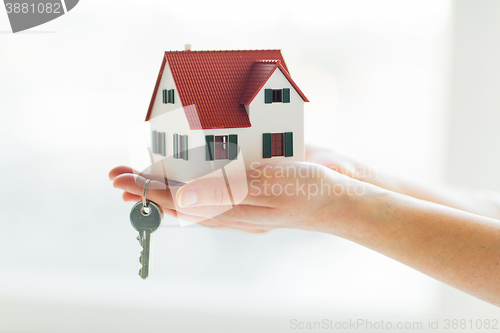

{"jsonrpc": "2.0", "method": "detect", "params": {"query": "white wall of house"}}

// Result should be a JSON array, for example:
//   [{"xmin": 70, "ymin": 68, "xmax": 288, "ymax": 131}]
[
  {"xmin": 148, "ymin": 61, "xmax": 207, "ymax": 182},
  {"xmin": 244, "ymin": 68, "xmax": 305, "ymax": 168},
  {"xmin": 149, "ymin": 60, "xmax": 181, "ymax": 120},
  {"xmin": 148, "ymin": 64, "xmax": 305, "ymax": 183}
]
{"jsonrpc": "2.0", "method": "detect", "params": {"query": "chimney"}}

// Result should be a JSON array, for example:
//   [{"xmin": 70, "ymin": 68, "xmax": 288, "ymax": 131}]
[{"xmin": 185, "ymin": 44, "xmax": 192, "ymax": 51}]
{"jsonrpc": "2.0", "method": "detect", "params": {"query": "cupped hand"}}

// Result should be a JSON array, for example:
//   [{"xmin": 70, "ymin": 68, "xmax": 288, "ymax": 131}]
[
  {"xmin": 110, "ymin": 161, "xmax": 374, "ymax": 235},
  {"xmin": 109, "ymin": 166, "xmax": 270, "ymax": 233}
]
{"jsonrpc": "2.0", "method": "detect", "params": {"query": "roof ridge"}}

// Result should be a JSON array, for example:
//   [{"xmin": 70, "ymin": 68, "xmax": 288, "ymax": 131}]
[
  {"xmin": 165, "ymin": 49, "xmax": 282, "ymax": 53},
  {"xmin": 254, "ymin": 59, "xmax": 280, "ymax": 63}
]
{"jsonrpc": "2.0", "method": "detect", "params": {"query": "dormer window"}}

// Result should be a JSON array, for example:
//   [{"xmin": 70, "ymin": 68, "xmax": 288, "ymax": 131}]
[
  {"xmin": 162, "ymin": 89, "xmax": 175, "ymax": 104},
  {"xmin": 265, "ymin": 88, "xmax": 290, "ymax": 104}
]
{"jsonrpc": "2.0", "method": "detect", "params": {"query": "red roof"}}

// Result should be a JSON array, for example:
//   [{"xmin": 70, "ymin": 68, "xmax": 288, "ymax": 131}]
[{"xmin": 145, "ymin": 50, "xmax": 309, "ymax": 130}]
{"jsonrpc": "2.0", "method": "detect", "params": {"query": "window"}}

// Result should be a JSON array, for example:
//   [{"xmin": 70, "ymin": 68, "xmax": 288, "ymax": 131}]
[
  {"xmin": 263, "ymin": 132, "xmax": 293, "ymax": 158},
  {"xmin": 265, "ymin": 88, "xmax": 290, "ymax": 104},
  {"xmin": 162, "ymin": 89, "xmax": 175, "ymax": 104},
  {"xmin": 152, "ymin": 130, "xmax": 166, "ymax": 156},
  {"xmin": 271, "ymin": 133, "xmax": 283, "ymax": 156},
  {"xmin": 272, "ymin": 89, "xmax": 282, "ymax": 103},
  {"xmin": 214, "ymin": 135, "xmax": 228, "ymax": 160},
  {"xmin": 205, "ymin": 135, "xmax": 238, "ymax": 161},
  {"xmin": 173, "ymin": 134, "xmax": 188, "ymax": 160}
]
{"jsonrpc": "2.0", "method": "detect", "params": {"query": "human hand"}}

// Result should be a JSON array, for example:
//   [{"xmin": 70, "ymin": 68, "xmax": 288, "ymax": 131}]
[
  {"xmin": 165, "ymin": 161, "xmax": 372, "ymax": 235},
  {"xmin": 109, "ymin": 166, "xmax": 271, "ymax": 233},
  {"xmin": 110, "ymin": 161, "xmax": 376, "ymax": 235}
]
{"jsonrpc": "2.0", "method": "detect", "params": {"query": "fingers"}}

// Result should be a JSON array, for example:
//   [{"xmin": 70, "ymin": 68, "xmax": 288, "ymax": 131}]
[
  {"xmin": 217, "ymin": 219, "xmax": 277, "ymax": 231},
  {"xmin": 189, "ymin": 219, "xmax": 270, "ymax": 233},
  {"xmin": 113, "ymin": 174, "xmax": 179, "ymax": 209},
  {"xmin": 176, "ymin": 177, "xmax": 238, "ymax": 207},
  {"xmin": 178, "ymin": 215, "xmax": 271, "ymax": 233},
  {"xmin": 122, "ymin": 187, "xmax": 275, "ymax": 228},
  {"xmin": 175, "ymin": 171, "xmax": 272, "ymax": 208},
  {"xmin": 175, "ymin": 203, "xmax": 275, "ymax": 226},
  {"xmin": 123, "ymin": 192, "xmax": 141, "ymax": 202},
  {"xmin": 109, "ymin": 165, "xmax": 170, "ymax": 183},
  {"xmin": 236, "ymin": 228, "xmax": 270, "ymax": 234},
  {"xmin": 121, "ymin": 190, "xmax": 179, "ymax": 219},
  {"xmin": 109, "ymin": 166, "xmax": 138, "ymax": 180},
  {"xmin": 118, "ymin": 187, "xmax": 271, "ymax": 233}
]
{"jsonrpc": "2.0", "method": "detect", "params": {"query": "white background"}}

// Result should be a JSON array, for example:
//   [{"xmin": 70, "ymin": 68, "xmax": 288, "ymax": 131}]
[{"xmin": 1, "ymin": 0, "xmax": 500, "ymax": 332}]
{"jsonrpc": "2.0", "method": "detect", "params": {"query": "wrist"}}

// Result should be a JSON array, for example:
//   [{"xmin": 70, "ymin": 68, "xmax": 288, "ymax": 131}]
[{"xmin": 318, "ymin": 177, "xmax": 399, "ymax": 243}]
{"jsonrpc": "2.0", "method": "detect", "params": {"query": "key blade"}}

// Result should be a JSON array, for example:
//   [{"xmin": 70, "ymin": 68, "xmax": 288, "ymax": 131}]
[
  {"xmin": 139, "ymin": 230, "xmax": 151, "ymax": 279},
  {"xmin": 130, "ymin": 202, "xmax": 161, "ymax": 279}
]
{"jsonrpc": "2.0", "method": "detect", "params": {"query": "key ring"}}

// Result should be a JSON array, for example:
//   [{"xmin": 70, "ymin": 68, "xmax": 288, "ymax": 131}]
[{"xmin": 142, "ymin": 179, "xmax": 151, "ymax": 214}]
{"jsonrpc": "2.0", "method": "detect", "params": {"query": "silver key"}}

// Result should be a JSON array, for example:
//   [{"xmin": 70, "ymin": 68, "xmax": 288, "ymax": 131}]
[{"xmin": 130, "ymin": 200, "xmax": 162, "ymax": 279}]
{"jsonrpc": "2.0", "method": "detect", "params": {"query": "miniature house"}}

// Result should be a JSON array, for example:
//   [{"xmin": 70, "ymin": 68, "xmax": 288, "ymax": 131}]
[{"xmin": 145, "ymin": 47, "xmax": 309, "ymax": 183}]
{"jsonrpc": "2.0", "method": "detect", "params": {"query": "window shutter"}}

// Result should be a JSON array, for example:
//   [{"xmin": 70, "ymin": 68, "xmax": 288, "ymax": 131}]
[
  {"xmin": 152, "ymin": 131, "xmax": 157, "ymax": 154},
  {"xmin": 156, "ymin": 132, "xmax": 161, "ymax": 155},
  {"xmin": 169, "ymin": 89, "xmax": 175, "ymax": 104},
  {"xmin": 205, "ymin": 135, "xmax": 214, "ymax": 161},
  {"xmin": 173, "ymin": 134, "xmax": 178, "ymax": 159},
  {"xmin": 284, "ymin": 132, "xmax": 293, "ymax": 157},
  {"xmin": 161, "ymin": 132, "xmax": 166, "ymax": 156},
  {"xmin": 159, "ymin": 132, "xmax": 162, "ymax": 156},
  {"xmin": 183, "ymin": 135, "xmax": 188, "ymax": 160},
  {"xmin": 228, "ymin": 134, "xmax": 238, "ymax": 160},
  {"xmin": 283, "ymin": 88, "xmax": 290, "ymax": 103},
  {"xmin": 158, "ymin": 132, "xmax": 161, "ymax": 156},
  {"xmin": 179, "ymin": 135, "xmax": 184, "ymax": 160},
  {"xmin": 263, "ymin": 133, "xmax": 272, "ymax": 158},
  {"xmin": 163, "ymin": 90, "xmax": 167, "ymax": 104},
  {"xmin": 265, "ymin": 89, "xmax": 272, "ymax": 104}
]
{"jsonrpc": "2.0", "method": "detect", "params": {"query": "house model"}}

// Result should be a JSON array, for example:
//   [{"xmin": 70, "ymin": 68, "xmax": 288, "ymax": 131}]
[{"xmin": 145, "ymin": 46, "xmax": 309, "ymax": 183}]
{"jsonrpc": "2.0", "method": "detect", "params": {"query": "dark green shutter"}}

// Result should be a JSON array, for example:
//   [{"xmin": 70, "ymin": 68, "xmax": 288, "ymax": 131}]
[
  {"xmin": 265, "ymin": 89, "xmax": 272, "ymax": 104},
  {"xmin": 205, "ymin": 135, "xmax": 214, "ymax": 161},
  {"xmin": 161, "ymin": 132, "xmax": 166, "ymax": 156},
  {"xmin": 152, "ymin": 131, "xmax": 157, "ymax": 154},
  {"xmin": 263, "ymin": 133, "xmax": 272, "ymax": 158},
  {"xmin": 157, "ymin": 132, "xmax": 161, "ymax": 156},
  {"xmin": 183, "ymin": 135, "xmax": 188, "ymax": 160},
  {"xmin": 228, "ymin": 134, "xmax": 238, "ymax": 160},
  {"xmin": 179, "ymin": 135, "xmax": 184, "ymax": 160},
  {"xmin": 169, "ymin": 89, "xmax": 175, "ymax": 104},
  {"xmin": 284, "ymin": 132, "xmax": 293, "ymax": 157},
  {"xmin": 283, "ymin": 88, "xmax": 290, "ymax": 103},
  {"xmin": 173, "ymin": 134, "xmax": 178, "ymax": 159},
  {"xmin": 162, "ymin": 90, "xmax": 167, "ymax": 104}
]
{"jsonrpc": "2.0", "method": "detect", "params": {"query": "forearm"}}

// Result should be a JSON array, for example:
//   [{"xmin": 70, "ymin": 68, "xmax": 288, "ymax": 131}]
[
  {"xmin": 326, "ymin": 186, "xmax": 500, "ymax": 306},
  {"xmin": 306, "ymin": 147, "xmax": 500, "ymax": 219},
  {"xmin": 359, "ymin": 167, "xmax": 500, "ymax": 219}
]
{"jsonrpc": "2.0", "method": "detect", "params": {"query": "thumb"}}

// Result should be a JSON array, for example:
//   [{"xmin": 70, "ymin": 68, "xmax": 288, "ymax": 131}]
[
  {"xmin": 176, "ymin": 172, "xmax": 256, "ymax": 207},
  {"xmin": 176, "ymin": 176, "xmax": 235, "ymax": 208}
]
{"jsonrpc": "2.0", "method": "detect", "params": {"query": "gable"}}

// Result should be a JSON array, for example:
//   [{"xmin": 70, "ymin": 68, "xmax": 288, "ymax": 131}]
[{"xmin": 240, "ymin": 61, "xmax": 309, "ymax": 105}]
